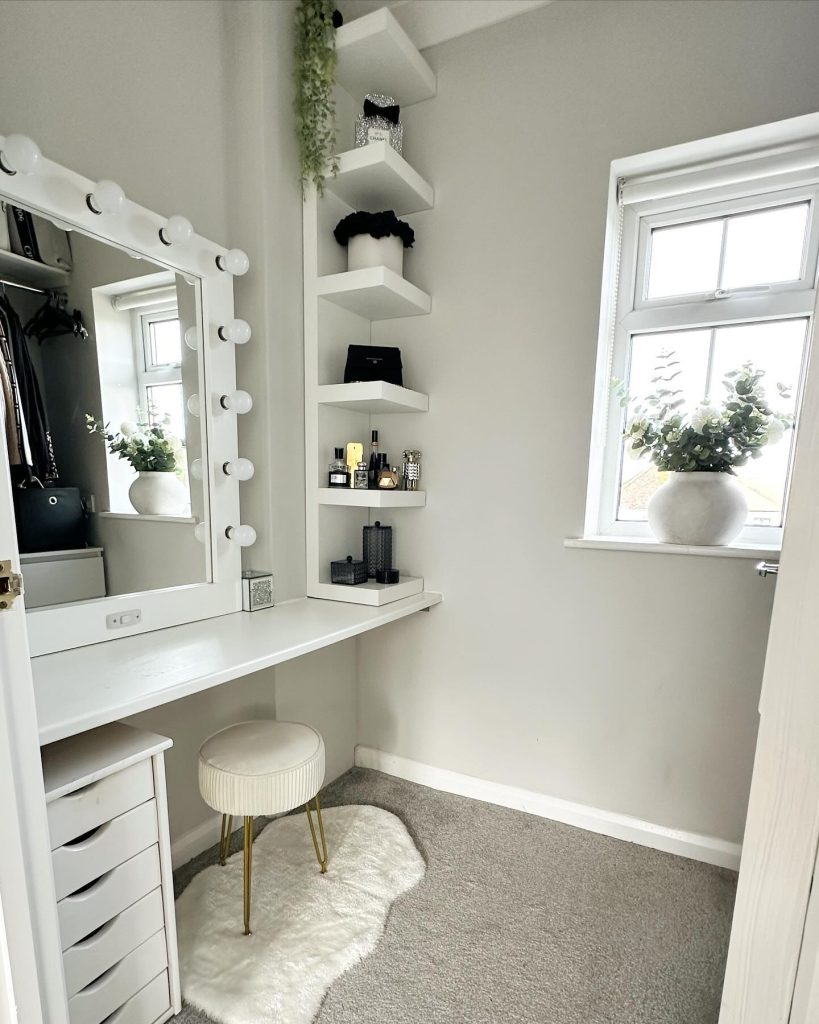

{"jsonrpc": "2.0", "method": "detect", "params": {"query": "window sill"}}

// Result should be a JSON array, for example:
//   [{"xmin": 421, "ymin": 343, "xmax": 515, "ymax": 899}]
[
  {"xmin": 97, "ymin": 512, "xmax": 196, "ymax": 525},
  {"xmin": 564, "ymin": 535, "xmax": 781, "ymax": 559}
]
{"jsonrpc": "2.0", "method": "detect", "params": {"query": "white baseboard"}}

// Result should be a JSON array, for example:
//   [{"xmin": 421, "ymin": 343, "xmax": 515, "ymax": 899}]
[
  {"xmin": 171, "ymin": 813, "xmax": 233, "ymax": 870},
  {"xmin": 354, "ymin": 745, "xmax": 741, "ymax": 870}
]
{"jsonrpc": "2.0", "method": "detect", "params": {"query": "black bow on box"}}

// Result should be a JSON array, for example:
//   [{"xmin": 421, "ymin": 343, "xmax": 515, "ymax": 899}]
[{"xmin": 363, "ymin": 98, "xmax": 400, "ymax": 125}]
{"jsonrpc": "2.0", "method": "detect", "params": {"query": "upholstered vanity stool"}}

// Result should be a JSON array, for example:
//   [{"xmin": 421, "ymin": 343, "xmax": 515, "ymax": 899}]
[{"xmin": 198, "ymin": 720, "xmax": 328, "ymax": 935}]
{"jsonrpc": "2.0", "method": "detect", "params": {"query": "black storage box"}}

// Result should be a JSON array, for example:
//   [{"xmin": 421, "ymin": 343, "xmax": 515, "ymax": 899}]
[
  {"xmin": 344, "ymin": 345, "xmax": 403, "ymax": 387},
  {"xmin": 331, "ymin": 555, "xmax": 368, "ymax": 585},
  {"xmin": 13, "ymin": 487, "xmax": 87, "ymax": 553}
]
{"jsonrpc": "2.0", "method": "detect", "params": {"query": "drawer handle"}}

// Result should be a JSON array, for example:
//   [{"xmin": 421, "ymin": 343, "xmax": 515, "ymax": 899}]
[
  {"xmin": 61, "ymin": 780, "xmax": 101, "ymax": 801},
  {"xmin": 79, "ymin": 959, "xmax": 119, "ymax": 995},
  {"xmin": 65, "ymin": 867, "xmax": 114, "ymax": 901},
  {"xmin": 61, "ymin": 819, "xmax": 112, "ymax": 853},
  {"xmin": 73, "ymin": 912, "xmax": 120, "ymax": 948}
]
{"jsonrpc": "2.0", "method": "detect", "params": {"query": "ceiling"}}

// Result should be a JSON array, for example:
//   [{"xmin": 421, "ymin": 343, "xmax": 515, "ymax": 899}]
[{"xmin": 337, "ymin": 0, "xmax": 553, "ymax": 50}]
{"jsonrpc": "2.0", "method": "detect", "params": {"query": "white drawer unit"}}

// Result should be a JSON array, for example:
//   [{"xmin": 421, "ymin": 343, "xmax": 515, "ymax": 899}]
[{"xmin": 42, "ymin": 723, "xmax": 181, "ymax": 1023}]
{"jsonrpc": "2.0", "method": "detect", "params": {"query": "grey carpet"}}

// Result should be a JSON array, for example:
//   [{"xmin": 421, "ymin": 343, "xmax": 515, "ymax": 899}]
[{"xmin": 173, "ymin": 767, "xmax": 736, "ymax": 1024}]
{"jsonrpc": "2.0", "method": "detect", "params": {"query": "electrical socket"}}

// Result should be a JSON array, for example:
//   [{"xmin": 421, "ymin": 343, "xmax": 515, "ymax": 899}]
[{"xmin": 106, "ymin": 609, "xmax": 142, "ymax": 629}]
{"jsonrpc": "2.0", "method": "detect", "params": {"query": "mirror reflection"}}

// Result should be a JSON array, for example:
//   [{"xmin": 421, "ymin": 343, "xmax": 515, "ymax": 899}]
[{"xmin": 0, "ymin": 200, "xmax": 210, "ymax": 609}]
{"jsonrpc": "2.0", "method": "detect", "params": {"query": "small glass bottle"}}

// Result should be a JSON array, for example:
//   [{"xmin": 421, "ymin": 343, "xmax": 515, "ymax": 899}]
[
  {"xmin": 353, "ymin": 461, "xmax": 368, "ymax": 489},
  {"xmin": 328, "ymin": 447, "xmax": 349, "ymax": 488},
  {"xmin": 367, "ymin": 429, "xmax": 380, "ymax": 489}
]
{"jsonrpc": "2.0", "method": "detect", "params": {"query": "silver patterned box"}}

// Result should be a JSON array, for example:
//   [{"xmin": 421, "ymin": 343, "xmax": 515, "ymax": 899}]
[
  {"xmin": 241, "ymin": 570, "xmax": 274, "ymax": 611},
  {"xmin": 355, "ymin": 94, "xmax": 403, "ymax": 155}
]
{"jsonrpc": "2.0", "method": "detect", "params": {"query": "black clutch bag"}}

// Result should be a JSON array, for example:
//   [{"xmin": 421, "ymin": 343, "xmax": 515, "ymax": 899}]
[
  {"xmin": 13, "ymin": 486, "xmax": 87, "ymax": 553},
  {"xmin": 344, "ymin": 345, "xmax": 403, "ymax": 387}
]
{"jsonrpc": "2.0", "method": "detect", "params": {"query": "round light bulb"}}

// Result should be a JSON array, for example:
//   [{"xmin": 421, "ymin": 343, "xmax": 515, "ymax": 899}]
[
  {"xmin": 186, "ymin": 394, "xmax": 201, "ymax": 417},
  {"xmin": 220, "ymin": 390, "xmax": 253, "ymax": 414},
  {"xmin": 216, "ymin": 248, "xmax": 250, "ymax": 276},
  {"xmin": 226, "ymin": 524, "xmax": 257, "ymax": 547},
  {"xmin": 223, "ymin": 458, "xmax": 255, "ymax": 481},
  {"xmin": 159, "ymin": 214, "xmax": 193, "ymax": 246},
  {"xmin": 86, "ymin": 179, "xmax": 125, "ymax": 215},
  {"xmin": 0, "ymin": 134, "xmax": 41, "ymax": 176},
  {"xmin": 218, "ymin": 319, "xmax": 251, "ymax": 345},
  {"xmin": 190, "ymin": 458, "xmax": 203, "ymax": 481},
  {"xmin": 194, "ymin": 521, "xmax": 208, "ymax": 544},
  {"xmin": 184, "ymin": 326, "xmax": 199, "ymax": 351}
]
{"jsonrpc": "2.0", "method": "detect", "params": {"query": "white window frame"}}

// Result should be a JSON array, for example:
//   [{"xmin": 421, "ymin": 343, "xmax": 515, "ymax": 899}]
[
  {"xmin": 134, "ymin": 305, "xmax": 183, "ymax": 420},
  {"xmin": 583, "ymin": 113, "xmax": 819, "ymax": 551}
]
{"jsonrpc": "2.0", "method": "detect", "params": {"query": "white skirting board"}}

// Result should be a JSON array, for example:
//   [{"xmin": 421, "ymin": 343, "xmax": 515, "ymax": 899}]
[
  {"xmin": 171, "ymin": 812, "xmax": 228, "ymax": 870},
  {"xmin": 354, "ymin": 746, "xmax": 742, "ymax": 870}
]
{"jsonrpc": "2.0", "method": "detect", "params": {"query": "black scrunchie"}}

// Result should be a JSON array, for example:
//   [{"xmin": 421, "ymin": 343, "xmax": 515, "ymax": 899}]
[{"xmin": 333, "ymin": 210, "xmax": 415, "ymax": 249}]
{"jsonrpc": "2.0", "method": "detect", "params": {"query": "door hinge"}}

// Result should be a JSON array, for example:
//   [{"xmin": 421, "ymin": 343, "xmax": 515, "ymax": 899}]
[{"xmin": 0, "ymin": 560, "xmax": 23, "ymax": 610}]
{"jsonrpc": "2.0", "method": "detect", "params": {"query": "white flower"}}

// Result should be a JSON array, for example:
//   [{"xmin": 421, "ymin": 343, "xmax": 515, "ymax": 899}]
[
  {"xmin": 766, "ymin": 416, "xmax": 785, "ymax": 445},
  {"xmin": 690, "ymin": 403, "xmax": 720, "ymax": 433},
  {"xmin": 120, "ymin": 421, "xmax": 136, "ymax": 437}
]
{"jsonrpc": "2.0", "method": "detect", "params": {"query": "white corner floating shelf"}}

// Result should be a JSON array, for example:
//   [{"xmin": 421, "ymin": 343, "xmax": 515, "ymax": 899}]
[
  {"xmin": 317, "ymin": 381, "xmax": 429, "ymax": 414},
  {"xmin": 318, "ymin": 488, "xmax": 426, "ymax": 508},
  {"xmin": 0, "ymin": 249, "xmax": 69, "ymax": 290},
  {"xmin": 335, "ymin": 8, "xmax": 436, "ymax": 107},
  {"xmin": 328, "ymin": 144, "xmax": 433, "ymax": 216},
  {"xmin": 317, "ymin": 266, "xmax": 431, "ymax": 320},
  {"xmin": 313, "ymin": 576, "xmax": 425, "ymax": 607}
]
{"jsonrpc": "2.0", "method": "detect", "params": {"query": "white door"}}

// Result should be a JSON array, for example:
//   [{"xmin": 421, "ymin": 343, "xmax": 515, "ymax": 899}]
[
  {"xmin": 719, "ymin": 294, "xmax": 819, "ymax": 1023},
  {"xmin": 0, "ymin": 437, "xmax": 67, "ymax": 1021}
]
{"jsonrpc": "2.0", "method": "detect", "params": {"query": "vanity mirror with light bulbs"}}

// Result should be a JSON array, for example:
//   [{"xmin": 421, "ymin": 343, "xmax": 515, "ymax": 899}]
[{"xmin": 0, "ymin": 133, "xmax": 257, "ymax": 657}]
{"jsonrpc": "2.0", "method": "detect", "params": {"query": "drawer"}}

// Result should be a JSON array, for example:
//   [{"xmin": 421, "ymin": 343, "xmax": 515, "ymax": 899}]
[
  {"xmin": 63, "ymin": 888, "xmax": 164, "ymax": 998},
  {"xmin": 53, "ymin": 802, "xmax": 158, "ymax": 902},
  {"xmin": 102, "ymin": 971, "xmax": 170, "ymax": 1024},
  {"xmin": 48, "ymin": 761, "xmax": 154, "ymax": 850},
  {"xmin": 58, "ymin": 845, "xmax": 161, "ymax": 951},
  {"xmin": 68, "ymin": 930, "xmax": 167, "ymax": 1024}
]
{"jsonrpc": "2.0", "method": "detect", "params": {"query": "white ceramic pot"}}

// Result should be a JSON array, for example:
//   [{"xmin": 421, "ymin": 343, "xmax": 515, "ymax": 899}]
[
  {"xmin": 347, "ymin": 233, "xmax": 404, "ymax": 275},
  {"xmin": 647, "ymin": 471, "xmax": 748, "ymax": 546},
  {"xmin": 128, "ymin": 471, "xmax": 187, "ymax": 516}
]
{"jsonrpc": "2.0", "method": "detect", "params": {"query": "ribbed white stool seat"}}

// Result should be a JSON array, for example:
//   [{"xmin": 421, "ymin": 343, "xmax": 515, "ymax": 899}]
[{"xmin": 198, "ymin": 720, "xmax": 325, "ymax": 817}]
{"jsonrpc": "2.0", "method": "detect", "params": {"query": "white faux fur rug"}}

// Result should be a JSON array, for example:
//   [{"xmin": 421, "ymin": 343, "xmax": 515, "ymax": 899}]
[{"xmin": 175, "ymin": 805, "xmax": 426, "ymax": 1024}]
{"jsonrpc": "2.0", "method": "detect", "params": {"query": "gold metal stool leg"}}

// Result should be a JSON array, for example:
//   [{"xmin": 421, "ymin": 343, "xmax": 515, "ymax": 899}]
[
  {"xmin": 305, "ymin": 793, "xmax": 328, "ymax": 874},
  {"xmin": 219, "ymin": 814, "xmax": 233, "ymax": 865},
  {"xmin": 243, "ymin": 816, "xmax": 253, "ymax": 935}
]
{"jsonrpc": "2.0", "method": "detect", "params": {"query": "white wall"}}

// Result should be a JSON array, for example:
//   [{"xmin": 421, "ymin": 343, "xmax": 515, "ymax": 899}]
[
  {"xmin": 2, "ymin": 0, "xmax": 356, "ymax": 848},
  {"xmin": 358, "ymin": 0, "xmax": 819, "ymax": 844}
]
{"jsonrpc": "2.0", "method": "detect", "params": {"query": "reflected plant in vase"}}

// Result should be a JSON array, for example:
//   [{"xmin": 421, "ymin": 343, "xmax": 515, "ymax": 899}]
[
  {"xmin": 620, "ymin": 354, "xmax": 791, "ymax": 545},
  {"xmin": 86, "ymin": 413, "xmax": 188, "ymax": 516}
]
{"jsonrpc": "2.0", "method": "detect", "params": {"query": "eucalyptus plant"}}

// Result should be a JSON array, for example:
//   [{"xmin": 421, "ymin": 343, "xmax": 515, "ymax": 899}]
[
  {"xmin": 294, "ymin": 0, "xmax": 340, "ymax": 195},
  {"xmin": 621, "ymin": 353, "xmax": 790, "ymax": 473},
  {"xmin": 86, "ymin": 413, "xmax": 181, "ymax": 473}
]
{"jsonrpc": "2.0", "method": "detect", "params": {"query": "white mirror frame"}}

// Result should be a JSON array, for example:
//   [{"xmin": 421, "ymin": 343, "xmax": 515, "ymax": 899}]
[{"xmin": 0, "ymin": 135, "xmax": 243, "ymax": 656}]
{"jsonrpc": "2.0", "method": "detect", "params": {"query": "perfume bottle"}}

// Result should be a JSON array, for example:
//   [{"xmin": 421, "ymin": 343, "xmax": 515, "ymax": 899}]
[
  {"xmin": 402, "ymin": 449, "xmax": 422, "ymax": 491},
  {"xmin": 328, "ymin": 447, "xmax": 349, "ymax": 488},
  {"xmin": 346, "ymin": 442, "xmax": 363, "ymax": 488},
  {"xmin": 367, "ymin": 430, "xmax": 380, "ymax": 489},
  {"xmin": 353, "ymin": 461, "xmax": 369, "ymax": 489},
  {"xmin": 378, "ymin": 464, "xmax": 400, "ymax": 489}
]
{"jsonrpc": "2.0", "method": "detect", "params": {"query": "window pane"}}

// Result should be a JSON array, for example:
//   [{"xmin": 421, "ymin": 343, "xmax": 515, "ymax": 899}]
[
  {"xmin": 721, "ymin": 203, "xmax": 808, "ymax": 290},
  {"xmin": 646, "ymin": 220, "xmax": 723, "ymax": 299},
  {"xmin": 617, "ymin": 319, "xmax": 807, "ymax": 526},
  {"xmin": 709, "ymin": 319, "xmax": 806, "ymax": 526},
  {"xmin": 148, "ymin": 318, "xmax": 181, "ymax": 366},
  {"xmin": 618, "ymin": 330, "xmax": 711, "ymax": 520},
  {"xmin": 146, "ymin": 382, "xmax": 185, "ymax": 441}
]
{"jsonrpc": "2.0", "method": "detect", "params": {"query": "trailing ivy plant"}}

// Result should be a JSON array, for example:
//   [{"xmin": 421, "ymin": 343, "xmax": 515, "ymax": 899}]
[
  {"xmin": 294, "ymin": 0, "xmax": 340, "ymax": 196},
  {"xmin": 620, "ymin": 353, "xmax": 791, "ymax": 473}
]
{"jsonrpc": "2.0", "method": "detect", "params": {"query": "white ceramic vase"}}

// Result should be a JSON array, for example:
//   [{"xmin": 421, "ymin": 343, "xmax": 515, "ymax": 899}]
[
  {"xmin": 128, "ymin": 471, "xmax": 187, "ymax": 516},
  {"xmin": 647, "ymin": 471, "xmax": 748, "ymax": 546},
  {"xmin": 347, "ymin": 233, "xmax": 404, "ymax": 275}
]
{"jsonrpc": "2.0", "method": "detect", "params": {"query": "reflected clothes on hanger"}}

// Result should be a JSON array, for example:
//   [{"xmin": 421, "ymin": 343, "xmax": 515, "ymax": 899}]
[
  {"xmin": 0, "ymin": 319, "xmax": 32, "ymax": 473},
  {"xmin": 24, "ymin": 292, "xmax": 88, "ymax": 342},
  {"xmin": 0, "ymin": 294, "xmax": 57, "ymax": 484}
]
